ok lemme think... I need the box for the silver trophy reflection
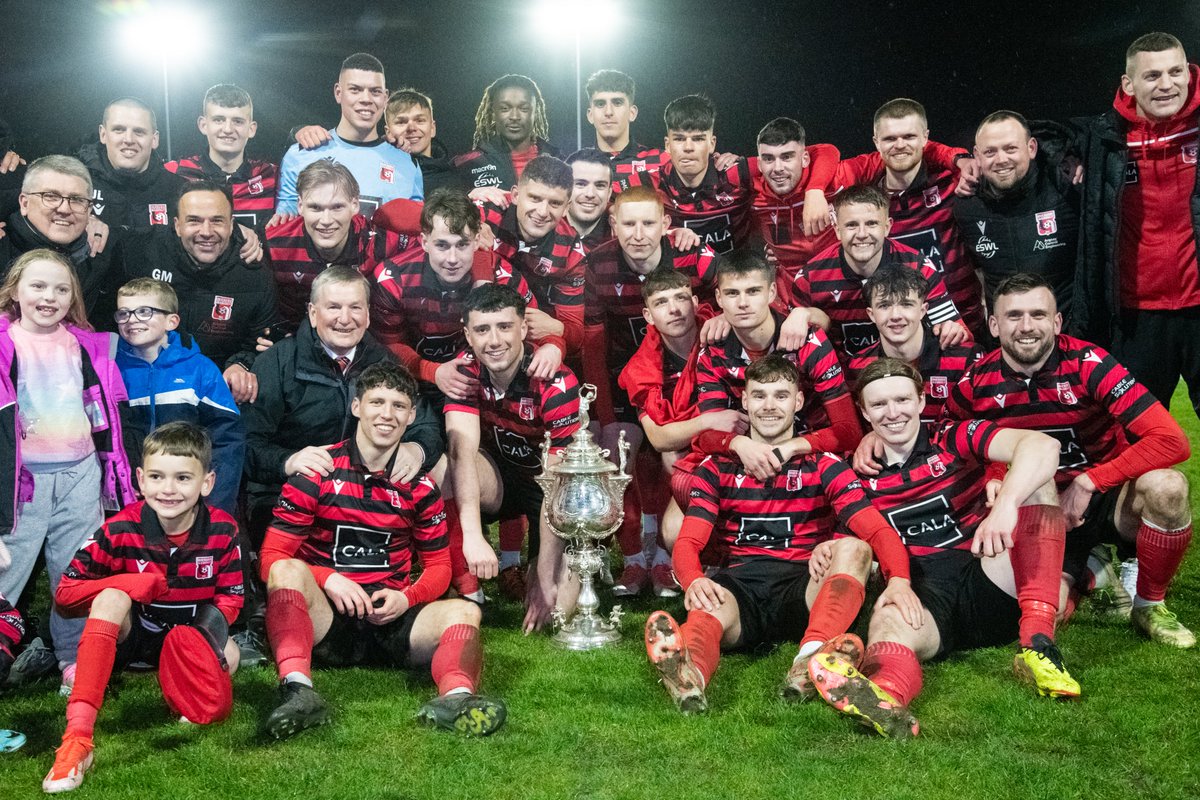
[535,384,632,650]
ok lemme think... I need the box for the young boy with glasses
[113,278,245,515]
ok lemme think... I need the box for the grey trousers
[0,456,104,667]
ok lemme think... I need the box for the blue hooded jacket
[116,330,245,515]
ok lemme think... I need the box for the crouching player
[43,423,244,793]
[808,359,1078,740]
[643,355,918,713]
[260,363,505,740]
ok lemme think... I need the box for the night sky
[1,0,1197,165]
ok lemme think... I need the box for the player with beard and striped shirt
[643,354,918,714]
[938,273,1195,647]
[846,265,983,424]
[796,185,968,357]
[834,98,985,338]
[259,364,506,741]
[165,84,276,232]
[265,161,409,331]
[443,284,581,635]
[807,358,1078,739]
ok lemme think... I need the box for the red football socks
[680,610,722,684]
[1136,521,1193,603]
[862,641,923,707]
[444,501,469,582]
[266,588,313,681]
[65,618,120,738]
[499,518,526,554]
[615,482,644,558]
[1009,505,1067,646]
[800,573,865,649]
[432,623,482,695]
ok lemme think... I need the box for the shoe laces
[1027,634,1066,670]
[1150,604,1183,624]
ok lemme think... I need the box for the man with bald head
[77,97,187,232]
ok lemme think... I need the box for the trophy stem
[552,540,621,650]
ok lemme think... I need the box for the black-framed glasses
[113,306,172,324]
[25,191,92,213]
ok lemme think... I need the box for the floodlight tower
[535,0,622,151]
[120,5,209,160]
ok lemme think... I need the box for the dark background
[1,0,1197,164]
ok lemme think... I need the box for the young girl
[0,248,137,694]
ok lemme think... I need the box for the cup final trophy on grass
[536,385,632,650]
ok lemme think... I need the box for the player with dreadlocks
[454,74,560,194]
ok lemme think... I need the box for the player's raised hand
[86,217,110,256]
[523,307,564,341]
[295,125,333,150]
[731,436,782,481]
[323,573,373,619]
[954,157,981,197]
[526,343,563,380]
[778,306,813,351]
[666,226,701,251]
[698,409,747,435]
[698,314,731,346]
[932,320,969,349]
[683,576,728,613]
[802,189,832,236]
[435,357,479,400]
[238,225,264,262]
[388,443,424,484]
[469,186,510,208]
[284,445,335,479]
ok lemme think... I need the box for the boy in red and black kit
[643,355,918,714]
[165,84,277,232]
[260,363,505,740]
[43,423,244,794]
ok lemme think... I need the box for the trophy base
[552,613,622,650]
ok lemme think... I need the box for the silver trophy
[535,384,632,650]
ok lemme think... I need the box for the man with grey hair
[0,155,121,320]
[78,97,187,232]
[237,265,444,663]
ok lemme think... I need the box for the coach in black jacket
[116,181,278,395]
[240,265,444,542]
[954,114,1080,326]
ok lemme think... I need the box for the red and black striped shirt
[615,157,755,255]
[859,420,1000,557]
[266,437,447,591]
[847,327,983,423]
[796,238,961,357]
[266,214,411,328]
[687,452,873,562]
[165,154,278,231]
[62,502,243,626]
[696,311,847,431]
[942,335,1158,489]
[835,156,984,336]
[608,141,669,183]
[584,236,718,366]
[444,346,582,474]
[481,202,586,354]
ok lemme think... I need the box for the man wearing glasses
[0,155,122,321]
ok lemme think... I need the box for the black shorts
[312,600,425,668]
[1063,487,1126,577]
[115,613,172,670]
[608,370,638,425]
[484,463,545,560]
[712,556,812,650]
[910,551,1021,659]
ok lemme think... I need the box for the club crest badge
[519,397,535,421]
[922,186,941,208]
[149,203,169,225]
[212,295,234,321]
[195,555,213,580]
[1183,144,1198,164]
[926,455,946,477]
[786,469,801,492]
[380,164,395,183]
[929,375,948,399]
[1036,210,1057,236]
[248,174,264,195]
[1057,381,1078,405]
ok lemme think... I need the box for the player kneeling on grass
[43,423,244,794]
[644,354,918,713]
[807,358,1078,739]
[260,363,505,739]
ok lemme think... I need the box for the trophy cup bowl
[535,384,632,650]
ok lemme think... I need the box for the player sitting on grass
[807,358,1078,739]
[643,354,918,714]
[43,423,244,794]
[259,363,505,740]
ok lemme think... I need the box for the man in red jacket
[1075,32,1200,423]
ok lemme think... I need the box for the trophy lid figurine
[535,384,632,649]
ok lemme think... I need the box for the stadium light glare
[118,4,211,160]
[533,0,622,150]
